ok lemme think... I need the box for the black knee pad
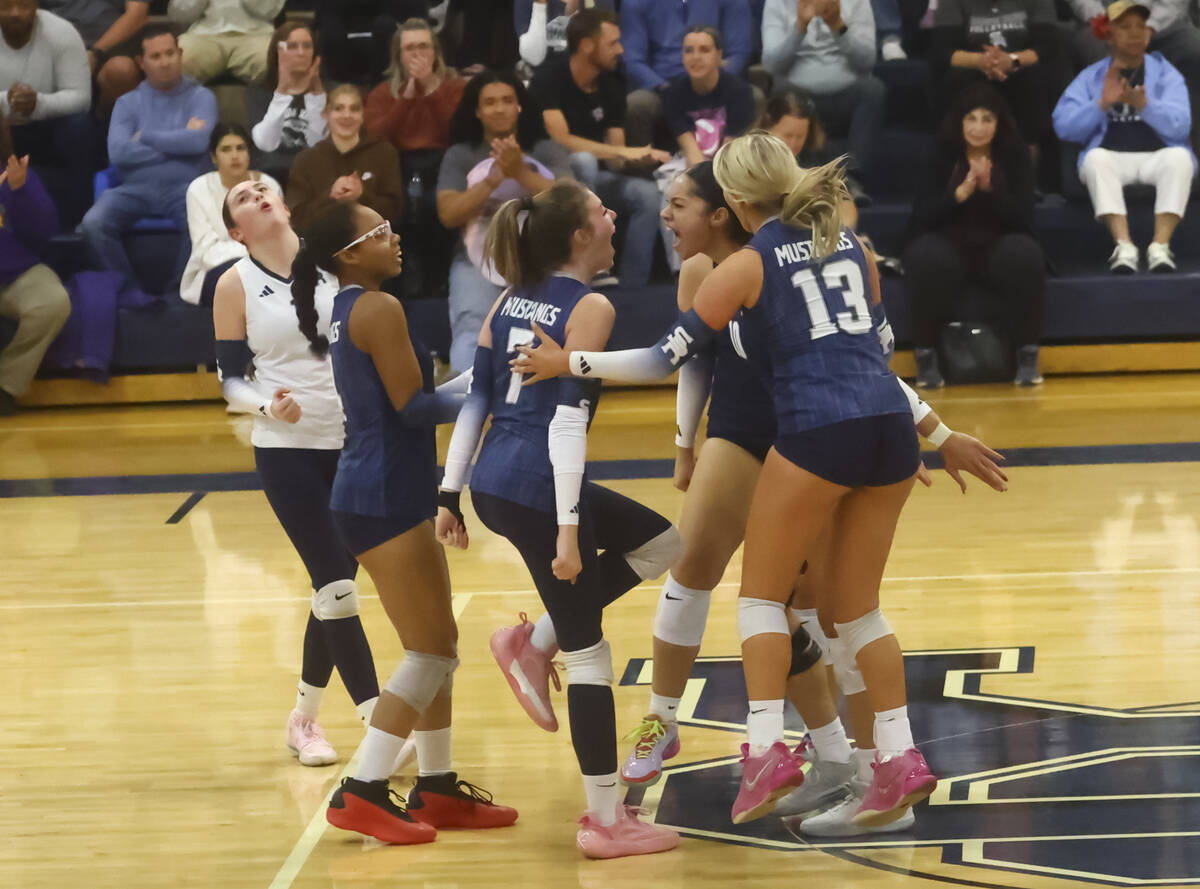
[788,624,823,677]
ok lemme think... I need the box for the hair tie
[520,195,536,212]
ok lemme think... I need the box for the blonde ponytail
[483,196,529,288]
[714,132,850,260]
[780,156,850,260]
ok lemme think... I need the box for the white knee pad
[560,638,614,687]
[835,608,894,659]
[652,572,711,647]
[383,651,459,712]
[312,579,359,620]
[737,597,789,643]
[792,607,833,666]
[828,634,867,695]
[624,525,681,581]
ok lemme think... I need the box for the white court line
[7,565,1200,612]
[266,593,472,889]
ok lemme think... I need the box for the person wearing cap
[1053,0,1194,273]
[1063,0,1200,155]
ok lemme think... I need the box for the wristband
[437,488,464,522]
[927,422,953,449]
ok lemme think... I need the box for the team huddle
[213,131,1008,859]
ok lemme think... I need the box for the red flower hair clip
[1091,13,1111,39]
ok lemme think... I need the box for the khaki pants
[179,32,271,84]
[0,264,70,397]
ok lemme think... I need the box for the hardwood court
[2,374,1200,889]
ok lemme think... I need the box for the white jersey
[237,255,346,450]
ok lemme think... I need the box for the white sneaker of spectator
[1107,241,1139,274]
[881,36,907,61]
[1146,242,1176,273]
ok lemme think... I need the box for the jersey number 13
[791,258,871,341]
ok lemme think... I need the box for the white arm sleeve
[675,347,714,447]
[897,377,933,426]
[548,403,588,526]
[437,369,473,397]
[441,392,487,492]
[220,376,272,417]
[519,2,549,67]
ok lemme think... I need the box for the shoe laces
[297,717,327,745]
[624,718,667,759]
[547,658,563,692]
[446,779,495,805]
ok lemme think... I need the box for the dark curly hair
[941,82,1023,160]
[447,68,548,148]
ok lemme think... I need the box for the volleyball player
[435,181,681,858]
[514,133,946,828]
[289,202,517,844]
[511,163,1006,833]
[212,180,380,769]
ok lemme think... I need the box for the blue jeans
[570,152,661,286]
[448,253,503,373]
[810,76,887,175]
[871,0,902,39]
[79,179,189,296]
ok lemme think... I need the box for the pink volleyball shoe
[730,741,805,824]
[853,748,938,827]
[576,805,680,859]
[285,709,337,767]
[489,613,561,732]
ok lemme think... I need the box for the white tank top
[237,255,346,450]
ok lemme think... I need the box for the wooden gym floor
[2,374,1199,889]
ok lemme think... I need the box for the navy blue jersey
[706,306,776,460]
[327,286,438,519]
[472,275,596,513]
[745,219,908,434]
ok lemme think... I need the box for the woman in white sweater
[181,123,282,306]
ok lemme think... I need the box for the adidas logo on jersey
[257,285,274,299]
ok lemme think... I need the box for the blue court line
[166,492,206,524]
[2,441,1199,500]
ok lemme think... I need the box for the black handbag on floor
[939,321,1013,384]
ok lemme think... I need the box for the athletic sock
[414,727,453,777]
[853,746,876,782]
[356,726,407,783]
[300,611,334,690]
[874,705,914,759]
[746,699,785,755]
[295,680,324,719]
[322,615,381,706]
[648,693,681,723]
[530,613,558,655]
[808,718,853,763]
[355,696,378,725]
[582,772,622,827]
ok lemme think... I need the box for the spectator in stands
[167,0,282,85]
[905,83,1044,388]
[181,122,282,306]
[1053,0,1194,273]
[248,21,326,184]
[1064,0,1200,153]
[930,0,1057,161]
[366,18,466,298]
[41,0,149,108]
[759,85,859,227]
[620,0,752,148]
[365,18,465,158]
[80,25,215,300]
[286,84,404,233]
[664,25,756,167]
[515,0,616,75]
[315,0,428,87]
[761,0,883,204]
[437,69,570,371]
[531,8,666,287]
[0,0,93,228]
[0,111,71,416]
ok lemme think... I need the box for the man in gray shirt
[762,0,883,201]
[0,0,94,227]
[41,0,149,108]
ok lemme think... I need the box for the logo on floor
[619,648,1200,886]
